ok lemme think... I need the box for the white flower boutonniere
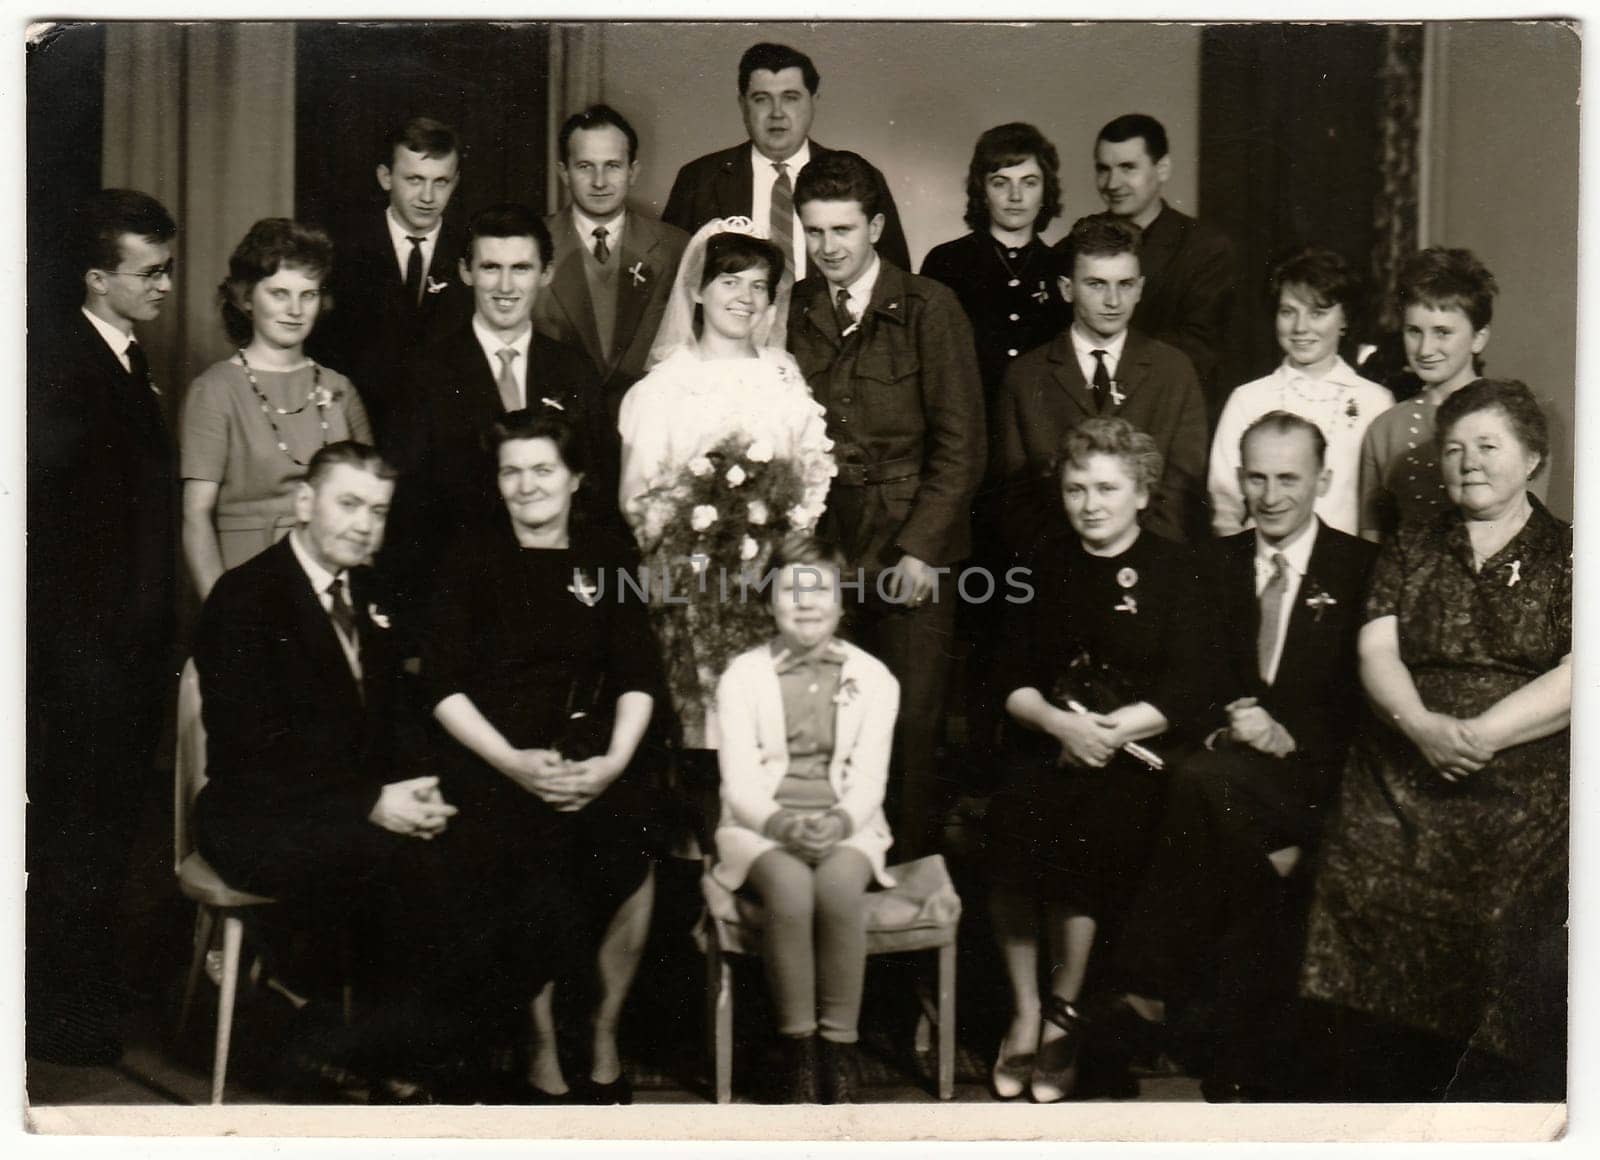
[367,604,392,629]
[628,262,647,287]
[567,570,601,606]
[425,276,449,295]
[833,677,861,708]
[1304,590,1338,621]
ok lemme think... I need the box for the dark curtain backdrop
[294,22,552,232]
[1199,24,1386,393]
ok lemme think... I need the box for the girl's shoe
[818,1038,860,1104]
[1030,995,1089,1103]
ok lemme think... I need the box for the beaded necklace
[237,347,330,467]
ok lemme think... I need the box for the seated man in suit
[1097,412,1378,1102]
[787,150,985,860]
[533,104,687,423]
[996,213,1208,552]
[27,188,178,1066]
[1080,113,1237,413]
[309,115,473,440]
[193,442,578,1100]
[384,202,611,630]
[662,41,910,279]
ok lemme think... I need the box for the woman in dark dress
[1302,379,1571,1101]
[422,407,660,1104]
[984,417,1216,1103]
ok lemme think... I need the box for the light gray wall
[598,21,1202,267]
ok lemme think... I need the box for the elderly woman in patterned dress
[1302,379,1570,1101]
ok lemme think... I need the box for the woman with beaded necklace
[181,218,372,599]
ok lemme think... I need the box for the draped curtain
[1370,25,1425,332]
[546,24,606,211]
[101,22,296,418]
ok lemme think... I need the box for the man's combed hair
[738,42,820,95]
[1097,113,1170,162]
[306,441,397,487]
[72,188,177,278]
[382,115,461,168]
[558,104,639,163]
[1241,410,1329,467]
[963,122,1063,236]
[793,151,882,221]
[466,202,555,267]
[1058,213,1141,271]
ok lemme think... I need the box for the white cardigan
[711,639,900,890]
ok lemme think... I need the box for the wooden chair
[699,853,962,1102]
[172,658,276,1105]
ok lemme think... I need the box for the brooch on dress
[568,570,601,606]
[1304,589,1338,621]
[1505,559,1522,587]
[1114,566,1139,614]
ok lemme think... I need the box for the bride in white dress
[618,219,835,758]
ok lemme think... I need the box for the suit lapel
[1278,522,1333,677]
[800,279,844,348]
[718,143,756,218]
[76,314,170,447]
[275,539,365,718]
[548,214,605,370]
[1112,332,1154,410]
[1046,336,1097,418]
[1138,204,1181,284]
[1224,535,1264,688]
[611,218,660,369]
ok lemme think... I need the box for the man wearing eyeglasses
[26,188,179,1067]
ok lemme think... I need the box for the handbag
[552,671,613,761]
[1046,645,1166,770]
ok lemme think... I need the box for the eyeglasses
[98,261,176,284]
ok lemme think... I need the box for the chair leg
[706,945,733,1104]
[177,905,216,1040]
[212,913,245,1105]
[937,941,956,1100]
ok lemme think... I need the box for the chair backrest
[173,657,209,875]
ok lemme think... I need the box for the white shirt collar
[1279,355,1365,392]
[386,205,441,247]
[472,314,533,363]
[82,305,134,358]
[1070,323,1129,364]
[572,205,626,245]
[1254,516,1320,579]
[288,527,343,602]
[753,138,812,177]
[836,252,881,322]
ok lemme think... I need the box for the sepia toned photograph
[14,7,1581,1146]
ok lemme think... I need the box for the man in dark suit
[996,213,1208,552]
[1099,413,1378,1101]
[192,443,576,1098]
[662,41,910,278]
[309,116,473,441]
[787,151,985,859]
[26,189,178,1065]
[1079,113,1237,412]
[384,203,610,631]
[532,104,688,423]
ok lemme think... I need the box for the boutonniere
[1304,589,1338,621]
[832,676,861,707]
[1113,594,1139,615]
[628,261,648,287]
[366,604,392,629]
[1345,398,1361,420]
[1107,380,1127,408]
[425,276,449,295]
[1505,559,1522,587]
[1032,282,1050,304]
[310,382,336,408]
[840,318,862,338]
[539,396,566,412]
[567,569,601,606]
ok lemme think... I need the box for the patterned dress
[1301,498,1571,1066]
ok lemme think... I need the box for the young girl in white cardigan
[712,537,900,1103]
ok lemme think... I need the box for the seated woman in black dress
[984,416,1216,1103]
[422,407,660,1104]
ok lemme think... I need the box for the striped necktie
[770,162,795,281]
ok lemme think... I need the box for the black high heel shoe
[1030,995,1089,1103]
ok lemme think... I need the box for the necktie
[404,235,426,305]
[1257,551,1288,683]
[495,347,521,411]
[126,337,153,392]
[834,286,855,335]
[1090,349,1113,411]
[592,226,610,265]
[770,161,795,280]
[327,576,357,643]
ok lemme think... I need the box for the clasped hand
[1051,708,1121,768]
[1403,711,1494,782]
[500,748,621,811]
[768,809,847,863]
[1225,698,1297,758]
[369,775,458,839]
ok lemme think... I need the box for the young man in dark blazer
[995,213,1208,553]
[383,203,610,632]
[309,116,473,441]
[787,151,985,860]
[662,41,910,277]
[1083,113,1238,412]
[533,104,688,424]
[1101,412,1378,1101]
[26,189,178,1066]
[193,443,578,1099]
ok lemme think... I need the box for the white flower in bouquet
[740,535,760,561]
[787,503,818,530]
[689,552,711,575]
[691,504,719,531]
[745,438,774,463]
[725,464,747,487]
[688,456,714,478]
[747,498,770,526]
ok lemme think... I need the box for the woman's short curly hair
[1435,378,1550,478]
[218,218,334,346]
[962,122,1062,235]
[1054,416,1163,492]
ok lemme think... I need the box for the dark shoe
[765,1035,819,1104]
[278,1048,371,1104]
[1089,992,1169,1072]
[1030,995,1089,1103]
[500,1079,577,1105]
[818,1038,860,1105]
[576,1073,633,1105]
[369,1074,439,1105]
